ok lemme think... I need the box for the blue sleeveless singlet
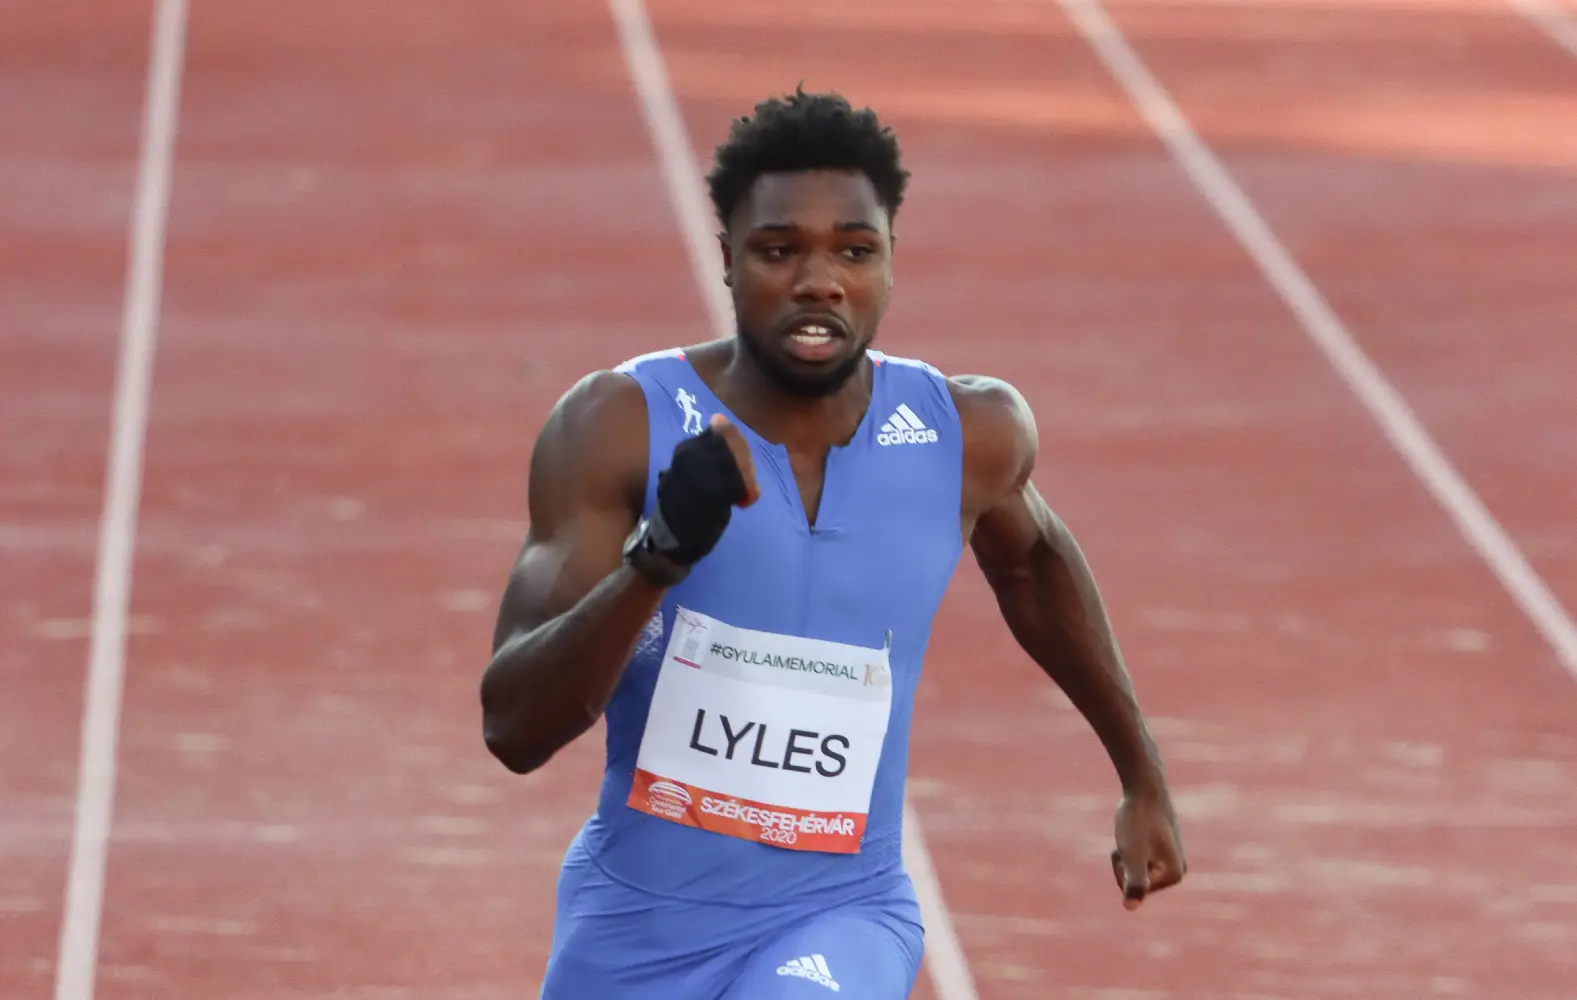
[558,345,966,911]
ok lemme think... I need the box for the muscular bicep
[970,477,1060,589]
[491,371,648,651]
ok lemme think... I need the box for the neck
[714,341,872,450]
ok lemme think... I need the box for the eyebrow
[747,220,883,235]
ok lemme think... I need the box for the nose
[791,250,845,304]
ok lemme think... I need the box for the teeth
[791,324,831,343]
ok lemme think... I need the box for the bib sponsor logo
[645,780,692,820]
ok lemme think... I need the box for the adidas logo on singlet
[876,403,938,446]
[776,953,840,991]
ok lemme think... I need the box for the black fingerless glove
[624,428,748,586]
[652,428,748,565]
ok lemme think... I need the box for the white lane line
[607,0,735,340]
[1057,0,1577,679]
[54,2,189,999]
[1505,0,1577,62]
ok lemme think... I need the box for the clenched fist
[1110,785,1186,910]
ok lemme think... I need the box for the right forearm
[481,566,665,772]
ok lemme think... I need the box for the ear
[717,231,733,287]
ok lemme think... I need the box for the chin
[767,349,868,398]
[740,330,869,398]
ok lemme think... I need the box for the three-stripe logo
[875,403,938,446]
[776,953,840,991]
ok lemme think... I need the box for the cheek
[854,274,893,313]
[735,270,791,309]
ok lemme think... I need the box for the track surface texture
[9,1,1577,998]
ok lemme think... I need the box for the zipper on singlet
[801,527,816,635]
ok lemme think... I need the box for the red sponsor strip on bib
[629,768,866,854]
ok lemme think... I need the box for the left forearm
[988,518,1164,794]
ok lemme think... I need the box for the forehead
[735,170,887,234]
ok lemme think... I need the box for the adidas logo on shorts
[776,953,840,991]
[876,403,937,446]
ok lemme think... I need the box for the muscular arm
[953,375,1166,795]
[479,370,663,775]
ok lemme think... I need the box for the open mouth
[782,317,848,364]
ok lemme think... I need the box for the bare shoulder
[493,368,649,644]
[947,374,1039,517]
[537,368,647,446]
[948,374,1037,439]
[527,368,649,530]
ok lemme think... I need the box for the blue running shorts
[539,843,924,999]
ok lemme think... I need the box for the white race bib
[627,606,894,853]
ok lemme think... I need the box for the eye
[842,245,876,261]
[758,244,794,260]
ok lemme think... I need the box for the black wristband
[622,516,691,588]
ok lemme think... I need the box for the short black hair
[706,87,910,232]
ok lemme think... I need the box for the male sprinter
[481,88,1186,999]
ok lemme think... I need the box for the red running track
[6,1,1577,998]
